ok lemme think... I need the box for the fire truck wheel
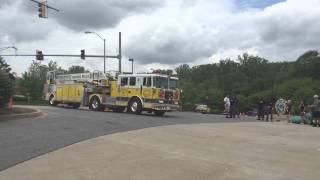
[99,105,106,111]
[89,96,103,111]
[154,110,166,116]
[72,103,80,109]
[49,95,57,106]
[128,98,142,114]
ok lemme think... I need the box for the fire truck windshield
[170,78,179,89]
[153,76,168,89]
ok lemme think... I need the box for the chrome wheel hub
[49,97,54,105]
[131,102,138,112]
[92,99,99,109]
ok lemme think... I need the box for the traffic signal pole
[0,32,123,72]
[29,0,59,12]
[0,54,119,59]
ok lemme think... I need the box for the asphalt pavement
[2,122,320,180]
[0,105,254,171]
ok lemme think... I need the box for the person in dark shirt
[311,95,320,127]
[229,96,235,118]
[299,100,305,124]
[286,100,293,123]
[233,96,240,118]
[257,100,264,120]
[265,102,273,122]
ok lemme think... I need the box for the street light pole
[85,31,106,74]
[129,58,134,74]
[103,38,106,74]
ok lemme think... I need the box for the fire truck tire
[154,110,166,116]
[89,96,104,111]
[72,103,80,109]
[99,105,106,111]
[48,95,57,106]
[128,98,142,114]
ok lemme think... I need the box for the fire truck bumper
[151,103,180,111]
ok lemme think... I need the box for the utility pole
[104,39,106,73]
[118,32,122,73]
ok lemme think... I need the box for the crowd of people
[223,94,320,127]
[274,95,320,127]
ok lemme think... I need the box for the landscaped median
[0,106,43,120]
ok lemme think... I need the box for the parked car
[195,104,210,114]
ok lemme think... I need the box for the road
[0,106,253,171]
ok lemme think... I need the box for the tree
[0,57,15,108]
[67,66,88,74]
[18,61,66,100]
[176,64,191,80]
[19,62,48,100]
[295,50,320,80]
[0,57,12,73]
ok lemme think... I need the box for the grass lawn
[13,100,48,106]
[0,107,36,115]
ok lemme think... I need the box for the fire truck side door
[142,77,152,99]
[119,77,129,98]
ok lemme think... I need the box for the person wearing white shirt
[224,95,230,118]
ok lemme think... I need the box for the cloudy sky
[1,0,320,75]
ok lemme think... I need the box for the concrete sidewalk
[1,122,320,180]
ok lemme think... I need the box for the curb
[0,108,44,120]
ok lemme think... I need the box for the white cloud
[1,0,320,75]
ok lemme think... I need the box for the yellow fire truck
[43,71,181,116]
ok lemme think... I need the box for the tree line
[0,58,88,105]
[1,50,319,111]
[175,50,320,113]
[17,61,88,100]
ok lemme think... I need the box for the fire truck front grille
[165,91,173,100]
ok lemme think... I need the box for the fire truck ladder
[56,71,109,84]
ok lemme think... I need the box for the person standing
[230,96,235,118]
[265,102,273,122]
[224,95,230,118]
[286,100,293,123]
[257,100,264,120]
[82,83,90,106]
[233,96,240,118]
[299,100,305,124]
[311,95,320,127]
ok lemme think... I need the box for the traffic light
[81,49,85,59]
[36,50,44,61]
[38,1,46,18]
